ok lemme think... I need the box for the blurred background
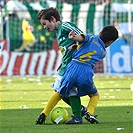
[0,0,133,76]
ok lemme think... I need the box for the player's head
[99,26,118,48]
[37,7,60,32]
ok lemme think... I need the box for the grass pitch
[0,75,133,133]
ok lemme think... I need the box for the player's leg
[62,97,87,117]
[87,93,99,115]
[84,92,99,124]
[36,75,63,124]
[36,91,62,124]
[64,65,99,124]
[41,92,62,116]
[66,96,83,124]
[36,74,86,124]
[36,75,81,124]
[51,74,86,117]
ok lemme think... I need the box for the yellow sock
[41,92,62,116]
[87,95,99,115]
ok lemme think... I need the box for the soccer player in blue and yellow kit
[58,26,118,124]
[36,7,87,124]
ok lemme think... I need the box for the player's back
[72,34,106,68]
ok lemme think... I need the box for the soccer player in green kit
[36,7,88,124]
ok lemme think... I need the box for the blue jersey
[72,34,106,69]
[58,34,106,97]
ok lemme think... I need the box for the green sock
[69,96,82,119]
[62,97,70,105]
[62,97,85,114]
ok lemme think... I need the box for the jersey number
[79,50,97,62]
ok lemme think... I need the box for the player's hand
[68,44,77,51]
[68,30,76,39]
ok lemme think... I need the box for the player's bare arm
[68,44,77,51]
[68,30,85,42]
[57,63,62,71]
[68,31,86,50]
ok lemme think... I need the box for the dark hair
[36,7,60,22]
[99,26,118,43]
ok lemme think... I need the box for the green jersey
[57,22,83,76]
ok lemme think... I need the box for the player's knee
[89,92,99,97]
